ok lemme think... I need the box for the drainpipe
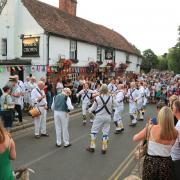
[47,33,50,66]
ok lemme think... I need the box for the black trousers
[2,110,13,128]
[172,160,180,180]
[15,104,22,122]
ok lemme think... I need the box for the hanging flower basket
[89,61,99,68]
[119,63,128,69]
[106,62,116,71]
[57,59,72,69]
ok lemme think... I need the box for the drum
[29,107,41,118]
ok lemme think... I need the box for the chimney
[59,0,77,16]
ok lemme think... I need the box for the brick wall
[59,0,77,16]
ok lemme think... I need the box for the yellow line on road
[107,145,138,180]
[114,155,135,180]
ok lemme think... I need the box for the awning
[0,58,31,65]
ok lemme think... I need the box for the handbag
[3,95,15,110]
[134,123,153,160]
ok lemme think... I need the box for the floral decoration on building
[57,58,72,69]
[106,62,116,71]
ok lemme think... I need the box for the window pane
[1,38,7,56]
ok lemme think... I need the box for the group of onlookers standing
[134,96,180,179]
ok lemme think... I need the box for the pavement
[11,104,156,180]
[11,106,81,132]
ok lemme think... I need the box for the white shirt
[108,83,116,93]
[77,89,94,103]
[115,90,124,107]
[89,94,115,116]
[11,84,23,105]
[31,88,47,106]
[148,141,173,157]
[137,86,144,103]
[127,88,139,103]
[171,120,180,161]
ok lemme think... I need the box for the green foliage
[141,49,158,73]
[168,46,180,73]
[142,26,180,73]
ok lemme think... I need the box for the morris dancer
[86,84,115,154]
[31,81,49,139]
[137,82,145,121]
[142,82,150,112]
[127,82,139,126]
[114,84,125,134]
[76,83,94,125]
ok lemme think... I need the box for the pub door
[10,67,24,81]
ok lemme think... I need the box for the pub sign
[105,49,113,60]
[22,37,40,57]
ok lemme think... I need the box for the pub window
[70,40,77,60]
[22,37,40,57]
[1,38,7,56]
[97,47,102,62]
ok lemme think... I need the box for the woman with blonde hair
[0,120,16,179]
[169,94,179,125]
[133,106,178,180]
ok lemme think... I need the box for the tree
[158,54,168,71]
[168,46,180,73]
[141,49,158,73]
[167,26,180,73]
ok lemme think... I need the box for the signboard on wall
[105,49,113,60]
[22,37,40,57]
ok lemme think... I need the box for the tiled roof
[22,0,140,56]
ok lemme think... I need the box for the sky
[40,0,180,55]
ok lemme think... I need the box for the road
[12,104,156,180]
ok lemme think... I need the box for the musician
[113,84,125,134]
[76,83,94,125]
[127,82,139,126]
[51,88,74,148]
[87,84,115,154]
[31,81,49,139]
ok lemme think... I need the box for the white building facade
[0,0,142,88]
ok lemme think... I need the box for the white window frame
[70,40,77,60]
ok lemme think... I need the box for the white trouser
[114,106,124,122]
[54,111,69,146]
[82,101,89,116]
[24,91,31,104]
[143,97,148,107]
[91,115,111,135]
[129,102,137,124]
[137,101,143,110]
[34,107,47,135]
[114,106,124,130]
[129,102,137,114]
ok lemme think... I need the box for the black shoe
[101,150,106,154]
[139,119,144,121]
[114,129,124,134]
[41,133,49,137]
[86,147,95,153]
[56,144,61,148]
[83,122,86,126]
[129,123,136,127]
[34,135,41,139]
[64,144,72,148]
